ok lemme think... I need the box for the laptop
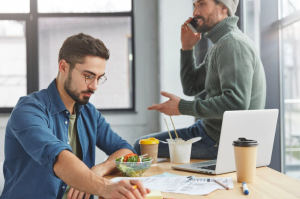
[172,109,279,174]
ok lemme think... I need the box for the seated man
[1,33,149,199]
[134,0,266,159]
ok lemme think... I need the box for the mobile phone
[187,18,198,33]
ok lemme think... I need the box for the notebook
[172,109,279,174]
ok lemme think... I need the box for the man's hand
[67,187,90,199]
[148,91,181,116]
[181,17,201,51]
[102,179,151,199]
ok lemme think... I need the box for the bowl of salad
[115,153,153,177]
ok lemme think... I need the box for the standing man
[134,0,266,159]
[1,33,150,199]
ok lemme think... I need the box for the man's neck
[55,78,76,114]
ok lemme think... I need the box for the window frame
[275,2,300,175]
[0,0,136,113]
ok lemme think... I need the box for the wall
[158,0,195,131]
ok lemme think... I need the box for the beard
[64,71,94,105]
[194,11,219,33]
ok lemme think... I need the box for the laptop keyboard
[199,165,216,170]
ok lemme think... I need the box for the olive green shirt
[62,110,82,199]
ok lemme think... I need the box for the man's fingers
[78,191,85,199]
[131,180,148,197]
[131,188,144,199]
[118,186,135,199]
[67,188,74,199]
[146,188,151,194]
[184,17,193,25]
[148,104,162,110]
[84,194,91,199]
[71,189,80,199]
[160,91,172,98]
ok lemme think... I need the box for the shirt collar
[47,79,85,115]
[204,16,239,44]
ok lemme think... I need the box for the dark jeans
[133,119,219,159]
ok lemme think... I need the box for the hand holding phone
[181,17,201,50]
[187,18,199,33]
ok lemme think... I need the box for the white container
[166,137,201,163]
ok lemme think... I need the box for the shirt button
[65,121,68,124]
[66,111,68,114]
[67,142,70,144]
[62,186,65,189]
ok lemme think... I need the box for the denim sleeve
[95,112,136,155]
[11,98,72,177]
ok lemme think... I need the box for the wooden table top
[100,159,300,199]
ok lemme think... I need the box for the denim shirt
[1,79,135,199]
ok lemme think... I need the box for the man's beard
[195,12,219,33]
[64,71,94,105]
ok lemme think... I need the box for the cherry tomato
[123,153,138,162]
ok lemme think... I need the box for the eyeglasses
[66,61,107,85]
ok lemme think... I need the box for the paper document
[111,176,234,195]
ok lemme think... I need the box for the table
[101,159,300,199]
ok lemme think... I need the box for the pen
[213,179,229,190]
[242,182,249,195]
[132,185,138,190]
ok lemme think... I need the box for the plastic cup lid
[139,137,159,144]
[232,137,258,147]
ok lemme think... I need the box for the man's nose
[193,8,200,17]
[88,79,98,91]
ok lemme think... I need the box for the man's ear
[221,5,228,15]
[58,60,69,75]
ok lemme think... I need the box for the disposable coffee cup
[139,138,159,165]
[233,137,258,183]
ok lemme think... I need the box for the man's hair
[58,33,110,69]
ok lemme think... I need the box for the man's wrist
[94,174,114,197]
[181,46,193,51]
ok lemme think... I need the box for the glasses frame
[66,60,107,85]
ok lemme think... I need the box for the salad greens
[115,156,152,163]
[115,153,153,177]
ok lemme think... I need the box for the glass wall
[0,21,26,107]
[243,0,260,50]
[280,0,300,180]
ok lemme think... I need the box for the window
[243,0,260,50]
[279,0,300,180]
[0,0,134,112]
[0,21,26,108]
[280,0,300,19]
[0,0,30,13]
[37,0,131,13]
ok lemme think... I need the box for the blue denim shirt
[1,79,135,199]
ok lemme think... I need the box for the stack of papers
[111,172,234,195]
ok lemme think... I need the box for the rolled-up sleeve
[11,98,72,177]
[95,112,135,155]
